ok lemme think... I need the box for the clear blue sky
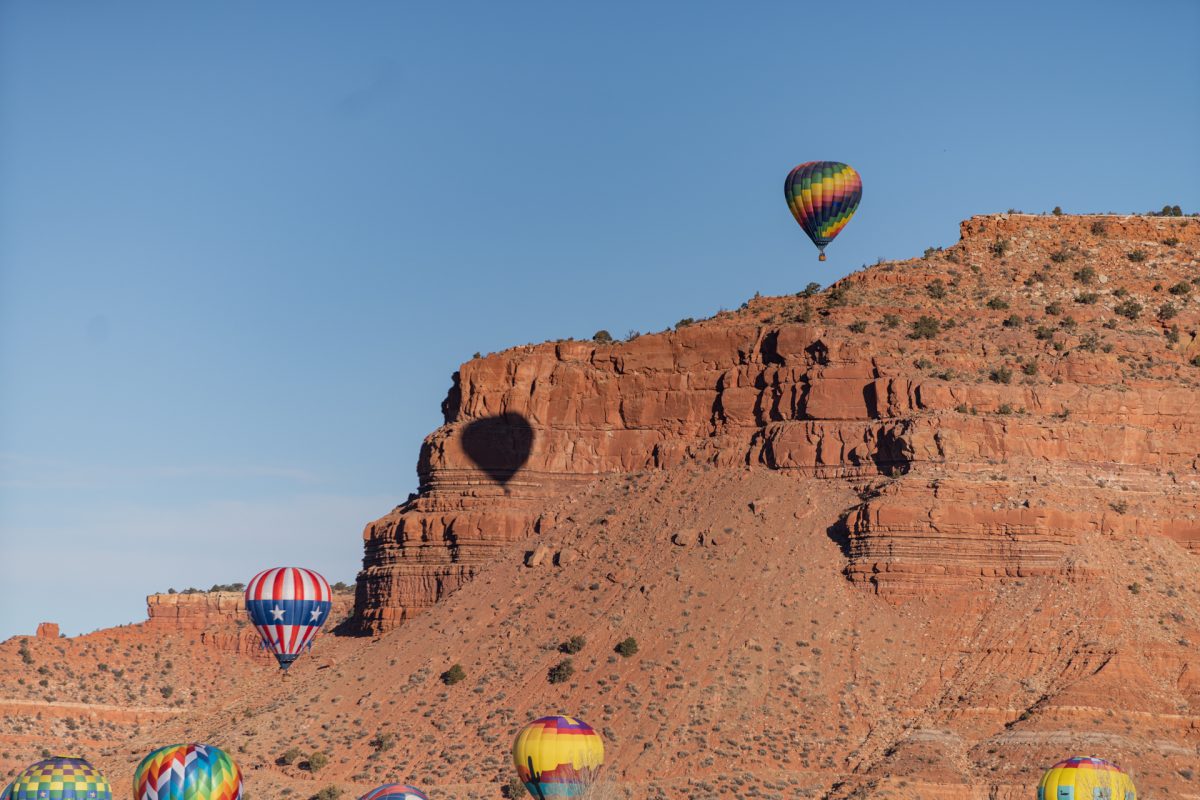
[1,1,1197,639]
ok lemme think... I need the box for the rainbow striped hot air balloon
[133,743,242,800]
[244,567,333,671]
[1038,756,1136,800]
[358,785,428,800]
[513,715,604,798]
[7,757,111,800]
[784,161,862,261]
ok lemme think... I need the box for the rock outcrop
[357,214,1200,632]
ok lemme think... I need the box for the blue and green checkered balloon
[8,757,111,800]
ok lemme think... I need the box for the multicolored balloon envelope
[784,161,862,261]
[134,743,242,800]
[1038,756,1136,800]
[244,567,332,670]
[7,757,111,800]
[512,715,604,798]
[358,785,429,800]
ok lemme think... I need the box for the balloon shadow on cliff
[461,413,535,486]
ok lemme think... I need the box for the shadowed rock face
[460,413,535,485]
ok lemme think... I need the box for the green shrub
[1091,220,1107,235]
[1003,314,1022,328]
[1034,326,1055,341]
[986,297,1009,310]
[880,313,901,329]
[1158,302,1179,321]
[370,732,396,753]
[1078,332,1101,352]
[1052,206,1063,216]
[615,637,639,657]
[1126,250,1147,262]
[1022,361,1038,376]
[1191,355,1200,368]
[279,747,303,766]
[926,279,947,299]
[1168,282,1191,295]
[997,403,1014,415]
[991,239,1010,257]
[440,664,466,686]
[1049,249,1070,263]
[1074,292,1099,304]
[1044,301,1063,315]
[547,659,575,684]
[306,752,330,772]
[502,777,527,799]
[675,317,695,329]
[1059,316,1078,331]
[311,787,341,800]
[1163,237,1180,247]
[559,635,586,655]
[909,316,940,340]
[1114,300,1143,320]
[1073,266,1096,283]
[592,330,613,344]
[989,366,1013,384]
[799,281,822,298]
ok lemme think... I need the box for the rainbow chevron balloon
[133,744,242,800]
[1038,756,1136,800]
[358,785,428,800]
[513,716,604,798]
[8,757,111,800]
[784,161,862,261]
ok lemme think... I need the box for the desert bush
[440,664,466,686]
[991,239,1010,257]
[1003,314,1022,328]
[1074,292,1099,304]
[1191,355,1200,368]
[592,330,613,344]
[1073,266,1096,283]
[909,316,940,340]
[1059,316,1078,331]
[502,777,527,798]
[370,733,396,753]
[1034,326,1055,341]
[547,659,575,684]
[1163,237,1180,247]
[1114,300,1143,320]
[560,635,586,655]
[1091,220,1107,235]
[1168,281,1191,295]
[1049,249,1070,263]
[676,318,694,329]
[1126,250,1147,262]
[1044,301,1063,315]
[311,787,341,800]
[1078,332,1101,352]
[799,281,821,298]
[926,279,947,299]
[278,747,303,766]
[986,297,1009,310]
[306,752,330,772]
[1052,206,1063,216]
[989,366,1013,384]
[615,637,639,657]
[881,313,901,329]
[1022,361,1039,376]
[1158,302,1179,321]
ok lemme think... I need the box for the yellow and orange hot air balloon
[512,715,604,797]
[1038,756,1136,800]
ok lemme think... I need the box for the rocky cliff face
[357,214,1200,632]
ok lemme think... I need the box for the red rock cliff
[355,214,1200,633]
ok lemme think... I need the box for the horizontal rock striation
[356,214,1200,632]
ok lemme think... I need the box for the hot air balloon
[784,161,862,261]
[134,744,242,800]
[512,715,604,799]
[1038,756,1136,800]
[7,757,111,800]
[359,785,429,800]
[244,567,332,671]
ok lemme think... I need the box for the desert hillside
[3,213,1199,800]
